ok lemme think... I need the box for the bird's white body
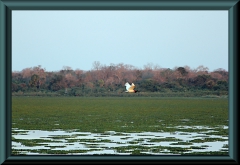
[125,82,136,93]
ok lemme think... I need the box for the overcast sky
[12,10,228,72]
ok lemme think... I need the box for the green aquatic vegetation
[222,144,228,148]
[190,146,207,149]
[76,138,113,143]
[189,137,227,143]
[183,151,228,155]
[147,145,191,154]
[94,135,110,137]
[67,137,112,143]
[141,143,155,146]
[13,139,62,147]
[96,139,113,143]
[201,145,210,147]
[131,150,149,155]
[11,151,21,155]
[17,133,28,135]
[150,148,166,153]
[135,138,145,142]
[113,145,150,153]
[173,128,214,133]
[64,130,80,133]
[120,137,132,140]
[40,149,88,154]
[48,135,73,139]
[112,145,190,154]
[66,139,79,143]
[113,133,131,136]
[13,148,103,154]
[178,133,191,135]
[116,142,126,144]
[72,133,90,136]
[205,128,228,136]
[169,141,193,145]
[127,138,146,144]
[191,135,210,138]
[128,141,139,144]
[46,145,66,149]
[136,134,154,136]
[165,147,191,153]
[12,130,29,135]
[11,149,27,155]
[85,144,100,148]
[12,97,228,133]
[220,149,228,152]
[85,143,99,146]
[148,137,183,142]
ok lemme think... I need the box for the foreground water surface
[12,125,228,155]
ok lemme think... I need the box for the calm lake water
[12,125,228,155]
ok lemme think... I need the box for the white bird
[125,82,138,93]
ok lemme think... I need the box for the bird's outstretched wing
[125,82,131,90]
[128,84,135,91]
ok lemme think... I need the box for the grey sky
[12,10,228,72]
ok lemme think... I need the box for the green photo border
[0,0,239,164]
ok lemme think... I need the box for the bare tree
[62,66,72,71]
[92,61,101,71]
[143,63,154,71]
[194,65,209,75]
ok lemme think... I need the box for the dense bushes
[12,64,228,97]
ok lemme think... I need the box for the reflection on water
[12,126,228,155]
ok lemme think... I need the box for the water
[12,126,228,155]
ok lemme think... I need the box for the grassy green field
[12,96,228,134]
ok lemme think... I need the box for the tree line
[12,62,228,97]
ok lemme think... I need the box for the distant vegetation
[12,62,228,97]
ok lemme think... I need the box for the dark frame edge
[6,1,12,163]
[0,1,7,165]
[0,0,12,164]
[229,1,239,164]
[1,0,239,10]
